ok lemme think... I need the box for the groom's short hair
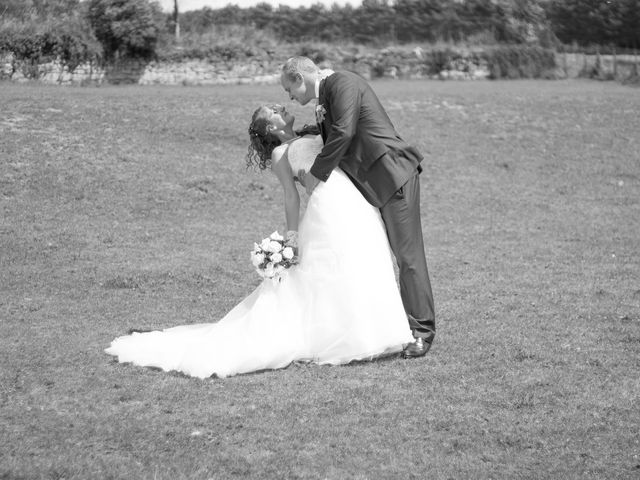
[282,56,319,81]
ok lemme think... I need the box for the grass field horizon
[1,79,639,479]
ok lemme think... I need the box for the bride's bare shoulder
[271,144,289,166]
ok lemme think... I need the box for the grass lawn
[1,79,639,479]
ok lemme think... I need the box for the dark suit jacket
[310,70,423,208]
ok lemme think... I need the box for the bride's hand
[285,230,299,259]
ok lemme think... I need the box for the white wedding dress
[105,135,413,378]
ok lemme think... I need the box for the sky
[157,0,360,11]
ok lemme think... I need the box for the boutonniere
[315,104,326,124]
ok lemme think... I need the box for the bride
[105,104,413,378]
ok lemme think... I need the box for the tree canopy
[1,0,638,66]
[174,0,638,49]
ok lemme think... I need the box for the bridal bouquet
[251,231,298,281]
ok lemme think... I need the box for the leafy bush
[297,44,333,65]
[0,18,101,77]
[156,25,282,63]
[86,0,163,61]
[47,17,103,71]
[483,45,556,79]
[424,48,458,75]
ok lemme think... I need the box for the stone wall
[0,54,281,86]
[556,52,640,80]
[0,54,500,84]
[1,52,638,85]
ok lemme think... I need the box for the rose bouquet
[251,231,298,282]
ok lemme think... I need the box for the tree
[620,0,640,49]
[86,0,163,61]
[247,2,274,30]
[173,0,179,40]
[498,0,548,43]
[545,0,628,47]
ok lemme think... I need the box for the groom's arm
[309,74,360,183]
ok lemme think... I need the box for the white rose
[269,231,284,241]
[271,252,283,264]
[282,246,294,260]
[260,238,271,250]
[251,252,265,267]
[267,240,283,253]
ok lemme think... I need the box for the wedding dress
[105,135,413,378]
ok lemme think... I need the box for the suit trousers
[380,171,436,342]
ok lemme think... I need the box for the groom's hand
[297,169,306,187]
[304,172,321,195]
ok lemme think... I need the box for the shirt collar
[314,77,321,100]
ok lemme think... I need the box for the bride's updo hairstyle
[247,106,281,170]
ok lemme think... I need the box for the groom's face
[281,72,313,106]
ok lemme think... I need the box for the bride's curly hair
[247,107,281,170]
[247,106,320,170]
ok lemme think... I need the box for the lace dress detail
[105,135,412,378]
[286,134,323,175]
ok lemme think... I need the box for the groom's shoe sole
[402,338,432,358]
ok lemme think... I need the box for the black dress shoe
[402,337,432,358]
[127,328,153,334]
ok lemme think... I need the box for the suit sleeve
[309,74,360,182]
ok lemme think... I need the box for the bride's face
[263,104,294,131]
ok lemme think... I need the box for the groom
[281,56,435,357]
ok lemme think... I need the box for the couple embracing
[106,57,435,379]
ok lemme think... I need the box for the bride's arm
[271,145,300,232]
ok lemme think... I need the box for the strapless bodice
[286,135,323,175]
